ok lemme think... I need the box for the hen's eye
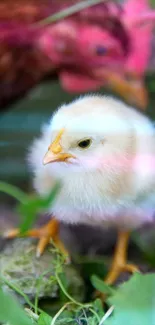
[77,138,92,149]
[96,45,107,56]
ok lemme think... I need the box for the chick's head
[43,96,133,175]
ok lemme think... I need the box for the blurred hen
[0,0,155,108]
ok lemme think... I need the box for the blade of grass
[19,182,61,234]
[0,181,27,203]
[36,0,105,26]
[91,275,115,295]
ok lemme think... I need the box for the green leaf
[38,312,52,325]
[18,182,61,233]
[93,298,105,318]
[0,288,34,325]
[91,275,115,296]
[105,273,155,325]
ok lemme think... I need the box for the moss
[0,238,84,304]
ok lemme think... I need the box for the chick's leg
[4,218,69,258]
[105,231,139,285]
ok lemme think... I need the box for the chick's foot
[95,230,139,301]
[105,230,139,285]
[3,218,69,259]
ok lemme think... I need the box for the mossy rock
[0,238,84,304]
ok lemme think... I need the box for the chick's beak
[43,128,75,165]
[43,150,74,165]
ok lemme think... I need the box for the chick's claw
[3,228,19,238]
[54,235,71,263]
[36,235,52,258]
[122,263,139,274]
[3,218,69,259]
[104,261,139,286]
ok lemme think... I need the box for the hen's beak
[43,128,75,165]
[107,73,148,111]
[94,69,148,110]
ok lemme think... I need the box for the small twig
[25,308,39,321]
[99,306,114,325]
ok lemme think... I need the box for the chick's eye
[77,138,92,149]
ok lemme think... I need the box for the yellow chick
[5,95,155,285]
